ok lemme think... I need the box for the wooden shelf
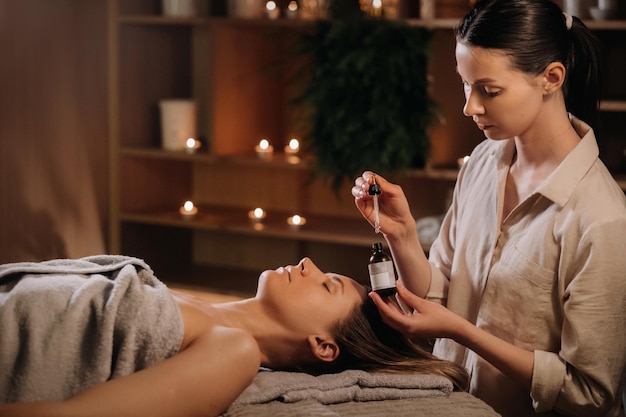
[117,15,626,31]
[121,204,383,248]
[121,146,462,180]
[600,100,626,112]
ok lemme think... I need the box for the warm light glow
[185,138,200,154]
[250,207,266,219]
[285,138,300,158]
[457,155,470,168]
[253,207,265,218]
[287,214,307,228]
[255,139,274,159]
[259,139,271,150]
[248,207,267,223]
[287,1,298,12]
[288,138,300,151]
[373,0,382,8]
[266,1,277,11]
[179,200,198,218]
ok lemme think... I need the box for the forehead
[455,43,516,79]
[328,273,368,301]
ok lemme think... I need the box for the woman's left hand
[370,281,466,340]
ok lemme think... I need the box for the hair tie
[563,12,573,30]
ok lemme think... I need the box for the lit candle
[255,138,274,159]
[284,138,300,156]
[287,214,307,229]
[286,0,298,18]
[248,207,267,223]
[265,1,280,19]
[185,138,200,154]
[179,200,198,219]
[372,0,382,17]
[457,155,470,168]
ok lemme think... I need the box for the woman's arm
[352,172,432,297]
[372,282,534,389]
[0,327,261,417]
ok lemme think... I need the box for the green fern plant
[294,8,435,192]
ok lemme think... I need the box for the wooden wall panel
[0,0,108,262]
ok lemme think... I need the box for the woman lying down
[0,255,468,417]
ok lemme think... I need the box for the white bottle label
[368,260,396,290]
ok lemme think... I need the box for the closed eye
[323,282,331,293]
[483,88,501,97]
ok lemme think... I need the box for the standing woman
[352,0,626,416]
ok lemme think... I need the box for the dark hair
[455,0,602,127]
[300,297,470,392]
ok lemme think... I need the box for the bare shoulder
[165,326,261,417]
[197,325,261,370]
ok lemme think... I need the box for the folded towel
[0,255,183,402]
[232,369,453,405]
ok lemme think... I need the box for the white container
[159,99,198,151]
[420,0,435,19]
[598,0,617,10]
[562,0,591,19]
[228,0,265,19]
[162,0,197,16]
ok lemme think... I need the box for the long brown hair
[300,297,470,391]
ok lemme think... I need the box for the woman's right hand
[351,171,415,238]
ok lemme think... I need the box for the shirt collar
[536,115,599,207]
[490,115,599,208]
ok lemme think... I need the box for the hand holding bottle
[370,280,467,341]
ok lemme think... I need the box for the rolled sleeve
[531,350,567,412]
[426,262,449,303]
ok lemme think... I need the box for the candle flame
[266,1,277,11]
[288,138,300,151]
[259,139,270,150]
[183,200,195,211]
[253,207,265,218]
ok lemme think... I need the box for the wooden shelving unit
[107,0,626,292]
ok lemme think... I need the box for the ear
[307,335,340,363]
[542,62,566,95]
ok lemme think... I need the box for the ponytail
[563,16,602,127]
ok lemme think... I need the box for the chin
[255,270,271,291]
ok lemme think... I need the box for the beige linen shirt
[427,117,626,417]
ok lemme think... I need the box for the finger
[351,184,365,199]
[361,171,375,182]
[396,281,427,312]
[352,176,370,198]
[369,292,412,326]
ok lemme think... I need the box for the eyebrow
[473,78,498,85]
[455,69,497,85]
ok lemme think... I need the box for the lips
[475,120,492,131]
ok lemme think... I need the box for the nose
[463,91,485,117]
[297,257,310,271]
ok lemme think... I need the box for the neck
[208,299,310,370]
[513,103,579,172]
